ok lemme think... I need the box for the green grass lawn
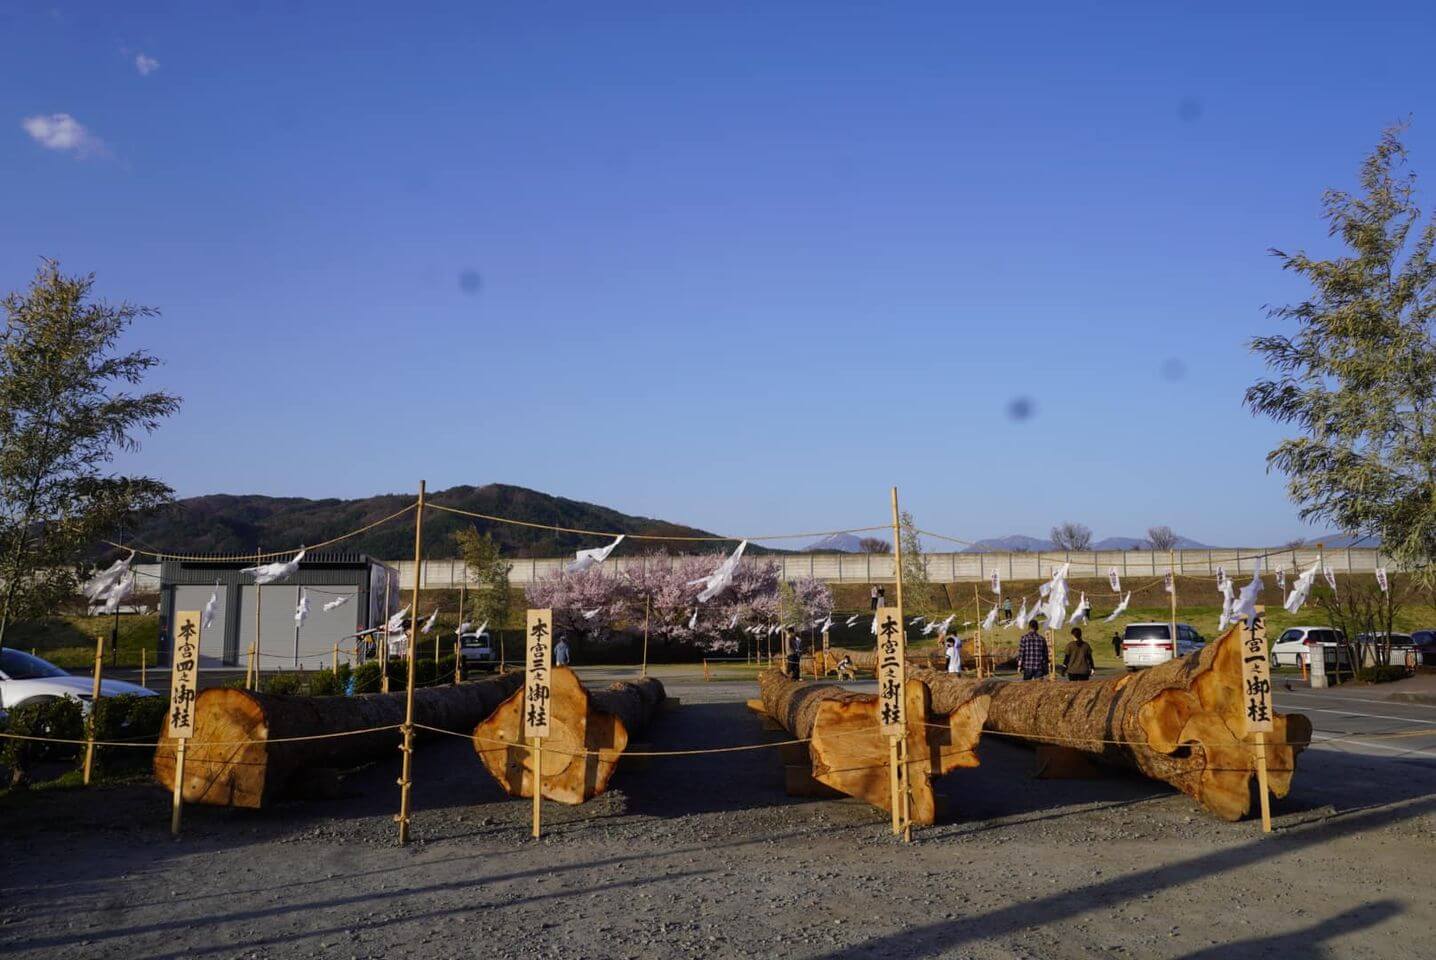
[4,614,160,669]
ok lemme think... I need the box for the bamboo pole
[332,642,339,676]
[454,638,462,684]
[889,486,911,842]
[641,595,650,678]
[397,480,426,846]
[252,578,263,691]
[1169,548,1178,656]
[245,642,255,689]
[82,633,104,785]
[972,583,984,679]
[380,574,392,693]
[140,647,147,689]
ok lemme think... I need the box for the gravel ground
[4,670,1435,959]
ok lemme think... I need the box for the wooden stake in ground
[166,610,202,836]
[1239,605,1275,833]
[475,668,665,804]
[396,480,426,846]
[524,608,554,838]
[251,577,263,691]
[82,633,105,785]
[140,646,147,689]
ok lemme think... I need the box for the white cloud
[21,113,103,155]
[135,53,159,76]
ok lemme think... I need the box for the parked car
[458,631,499,676]
[1354,633,1416,668]
[1413,630,1436,667]
[0,648,156,716]
[1270,626,1345,668]
[1121,623,1205,669]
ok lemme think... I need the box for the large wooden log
[756,669,989,825]
[472,668,665,805]
[154,673,523,808]
[914,625,1313,821]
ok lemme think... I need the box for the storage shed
[158,552,399,670]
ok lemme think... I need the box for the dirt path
[4,674,1435,959]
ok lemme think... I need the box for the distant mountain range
[118,484,727,561]
[119,486,1382,562]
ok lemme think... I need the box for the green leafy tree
[455,526,512,638]
[898,510,944,625]
[0,262,178,649]
[1246,125,1436,576]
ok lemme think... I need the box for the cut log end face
[154,689,271,808]
[472,667,657,805]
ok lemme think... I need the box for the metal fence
[371,547,1387,588]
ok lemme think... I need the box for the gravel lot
[5,668,1435,959]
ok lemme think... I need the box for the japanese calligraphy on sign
[874,606,906,736]
[1163,572,1174,594]
[1376,567,1389,593]
[168,610,202,739]
[1108,567,1120,593]
[1238,605,1273,733]
[989,571,1000,594]
[524,609,553,738]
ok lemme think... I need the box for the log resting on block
[819,647,931,675]
[914,625,1313,822]
[473,667,665,805]
[154,673,523,808]
[757,669,990,825]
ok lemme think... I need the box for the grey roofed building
[158,552,399,670]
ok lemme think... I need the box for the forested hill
[118,484,726,560]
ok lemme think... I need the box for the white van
[1121,623,1205,669]
[1270,626,1344,668]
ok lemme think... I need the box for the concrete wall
[375,547,1386,587]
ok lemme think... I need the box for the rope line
[425,502,889,544]
[107,502,418,562]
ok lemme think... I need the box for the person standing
[1111,632,1123,660]
[554,636,571,667]
[1062,627,1093,681]
[870,585,879,611]
[877,585,886,607]
[1002,597,1013,620]
[785,631,802,679]
[946,636,962,674]
[1018,620,1048,680]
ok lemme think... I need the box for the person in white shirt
[946,636,962,674]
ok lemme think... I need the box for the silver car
[0,648,156,715]
[1121,622,1205,669]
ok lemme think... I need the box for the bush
[89,694,169,776]
[259,666,353,698]
[352,661,382,693]
[0,696,85,787]
[1355,664,1408,684]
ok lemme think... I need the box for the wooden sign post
[82,634,105,785]
[525,608,554,839]
[884,484,912,842]
[168,610,202,836]
[821,628,831,678]
[1240,604,1274,833]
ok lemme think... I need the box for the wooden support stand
[82,634,104,785]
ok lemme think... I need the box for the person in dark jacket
[1018,621,1048,680]
[1111,632,1123,659]
[785,631,802,679]
[1062,627,1094,681]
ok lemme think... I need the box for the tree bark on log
[820,647,932,674]
[154,673,523,808]
[756,669,989,825]
[473,667,665,805]
[914,625,1313,821]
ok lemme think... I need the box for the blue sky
[3,2,1433,546]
